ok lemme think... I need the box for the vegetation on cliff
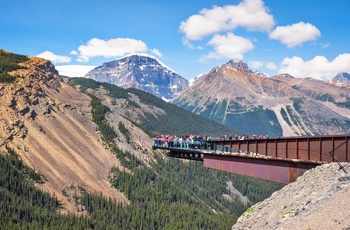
[0,50,28,83]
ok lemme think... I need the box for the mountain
[84,54,189,100]
[172,60,350,137]
[333,72,350,83]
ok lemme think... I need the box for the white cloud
[70,50,78,55]
[77,38,148,62]
[181,38,204,50]
[269,22,321,47]
[179,0,274,40]
[278,53,350,80]
[36,51,71,64]
[150,48,163,57]
[182,38,195,50]
[55,65,96,77]
[205,33,254,60]
[266,62,277,70]
[249,61,264,69]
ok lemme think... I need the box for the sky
[1,0,350,80]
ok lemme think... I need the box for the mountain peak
[85,54,189,100]
[223,60,253,73]
[333,72,350,83]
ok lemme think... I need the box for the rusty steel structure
[153,134,350,184]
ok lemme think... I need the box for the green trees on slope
[0,147,94,229]
[0,50,28,83]
[68,77,244,137]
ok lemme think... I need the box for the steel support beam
[203,153,319,184]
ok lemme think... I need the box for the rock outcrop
[232,162,350,229]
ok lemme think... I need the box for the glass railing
[153,139,216,151]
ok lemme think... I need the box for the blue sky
[1,0,350,80]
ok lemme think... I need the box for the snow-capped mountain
[84,54,189,100]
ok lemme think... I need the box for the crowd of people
[153,134,270,149]
[153,134,205,149]
[219,134,269,140]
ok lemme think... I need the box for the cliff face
[232,162,350,229]
[0,54,128,214]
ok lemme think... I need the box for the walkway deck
[153,134,350,183]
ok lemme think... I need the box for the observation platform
[153,134,350,184]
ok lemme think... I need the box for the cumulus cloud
[36,51,71,64]
[55,65,96,77]
[179,0,274,40]
[77,38,148,62]
[278,53,350,80]
[204,33,254,60]
[269,22,321,47]
[266,62,277,70]
[150,48,163,57]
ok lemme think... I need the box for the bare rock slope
[0,55,129,214]
[232,162,350,229]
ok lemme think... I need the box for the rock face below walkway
[232,162,350,230]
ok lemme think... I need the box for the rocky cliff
[173,61,350,137]
[232,162,350,229]
[0,51,129,214]
[84,54,189,100]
